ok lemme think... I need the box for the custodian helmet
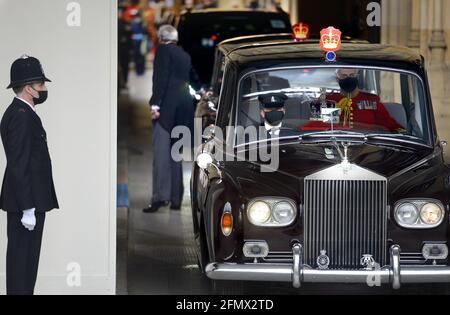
[7,55,51,89]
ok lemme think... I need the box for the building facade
[381,0,450,150]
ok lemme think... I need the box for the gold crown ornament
[292,22,309,42]
[320,26,342,52]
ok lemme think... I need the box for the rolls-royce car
[190,35,450,290]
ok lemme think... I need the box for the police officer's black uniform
[1,56,59,295]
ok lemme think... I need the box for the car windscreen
[235,67,430,146]
[178,12,291,86]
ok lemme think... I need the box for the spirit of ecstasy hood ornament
[334,142,352,173]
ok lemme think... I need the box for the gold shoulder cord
[337,93,354,128]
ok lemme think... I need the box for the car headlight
[273,201,296,225]
[247,201,271,225]
[420,203,443,225]
[247,198,297,227]
[395,203,419,225]
[394,200,445,229]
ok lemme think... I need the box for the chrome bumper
[205,245,450,290]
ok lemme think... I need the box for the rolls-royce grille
[304,179,387,269]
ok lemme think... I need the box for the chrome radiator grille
[304,178,387,269]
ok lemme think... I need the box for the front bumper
[205,245,450,289]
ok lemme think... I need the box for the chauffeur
[1,56,59,295]
[259,92,288,138]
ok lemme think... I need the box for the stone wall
[382,0,449,147]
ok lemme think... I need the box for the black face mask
[265,110,284,126]
[338,77,359,93]
[31,87,48,105]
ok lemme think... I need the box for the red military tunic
[327,90,404,132]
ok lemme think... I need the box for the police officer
[259,92,288,138]
[1,55,59,295]
[327,68,404,132]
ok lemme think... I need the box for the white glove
[151,105,161,120]
[21,208,36,231]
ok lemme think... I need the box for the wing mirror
[197,153,213,170]
[202,125,216,141]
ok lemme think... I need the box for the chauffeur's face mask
[265,110,285,126]
[30,86,48,105]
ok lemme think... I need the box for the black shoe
[170,204,181,211]
[143,201,168,213]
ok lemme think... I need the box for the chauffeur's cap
[258,93,288,109]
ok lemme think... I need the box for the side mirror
[197,153,213,170]
[202,125,216,141]
[207,100,218,112]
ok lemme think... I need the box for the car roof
[218,33,294,54]
[218,36,371,58]
[180,8,289,15]
[225,42,423,67]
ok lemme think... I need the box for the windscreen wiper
[364,133,432,149]
[299,130,368,143]
[298,131,430,151]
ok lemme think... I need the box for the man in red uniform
[327,68,405,132]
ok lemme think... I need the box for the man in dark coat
[143,25,194,213]
[1,55,59,295]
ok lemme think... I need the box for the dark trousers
[6,212,46,295]
[152,122,184,206]
[133,40,145,76]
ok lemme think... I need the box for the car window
[235,67,430,145]
[270,19,288,29]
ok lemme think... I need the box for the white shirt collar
[15,96,36,112]
[264,121,282,136]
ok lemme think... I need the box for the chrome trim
[304,164,388,269]
[214,59,229,128]
[292,244,302,288]
[305,163,386,181]
[391,245,401,290]
[205,244,450,288]
[206,263,293,282]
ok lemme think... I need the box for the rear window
[270,19,288,29]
